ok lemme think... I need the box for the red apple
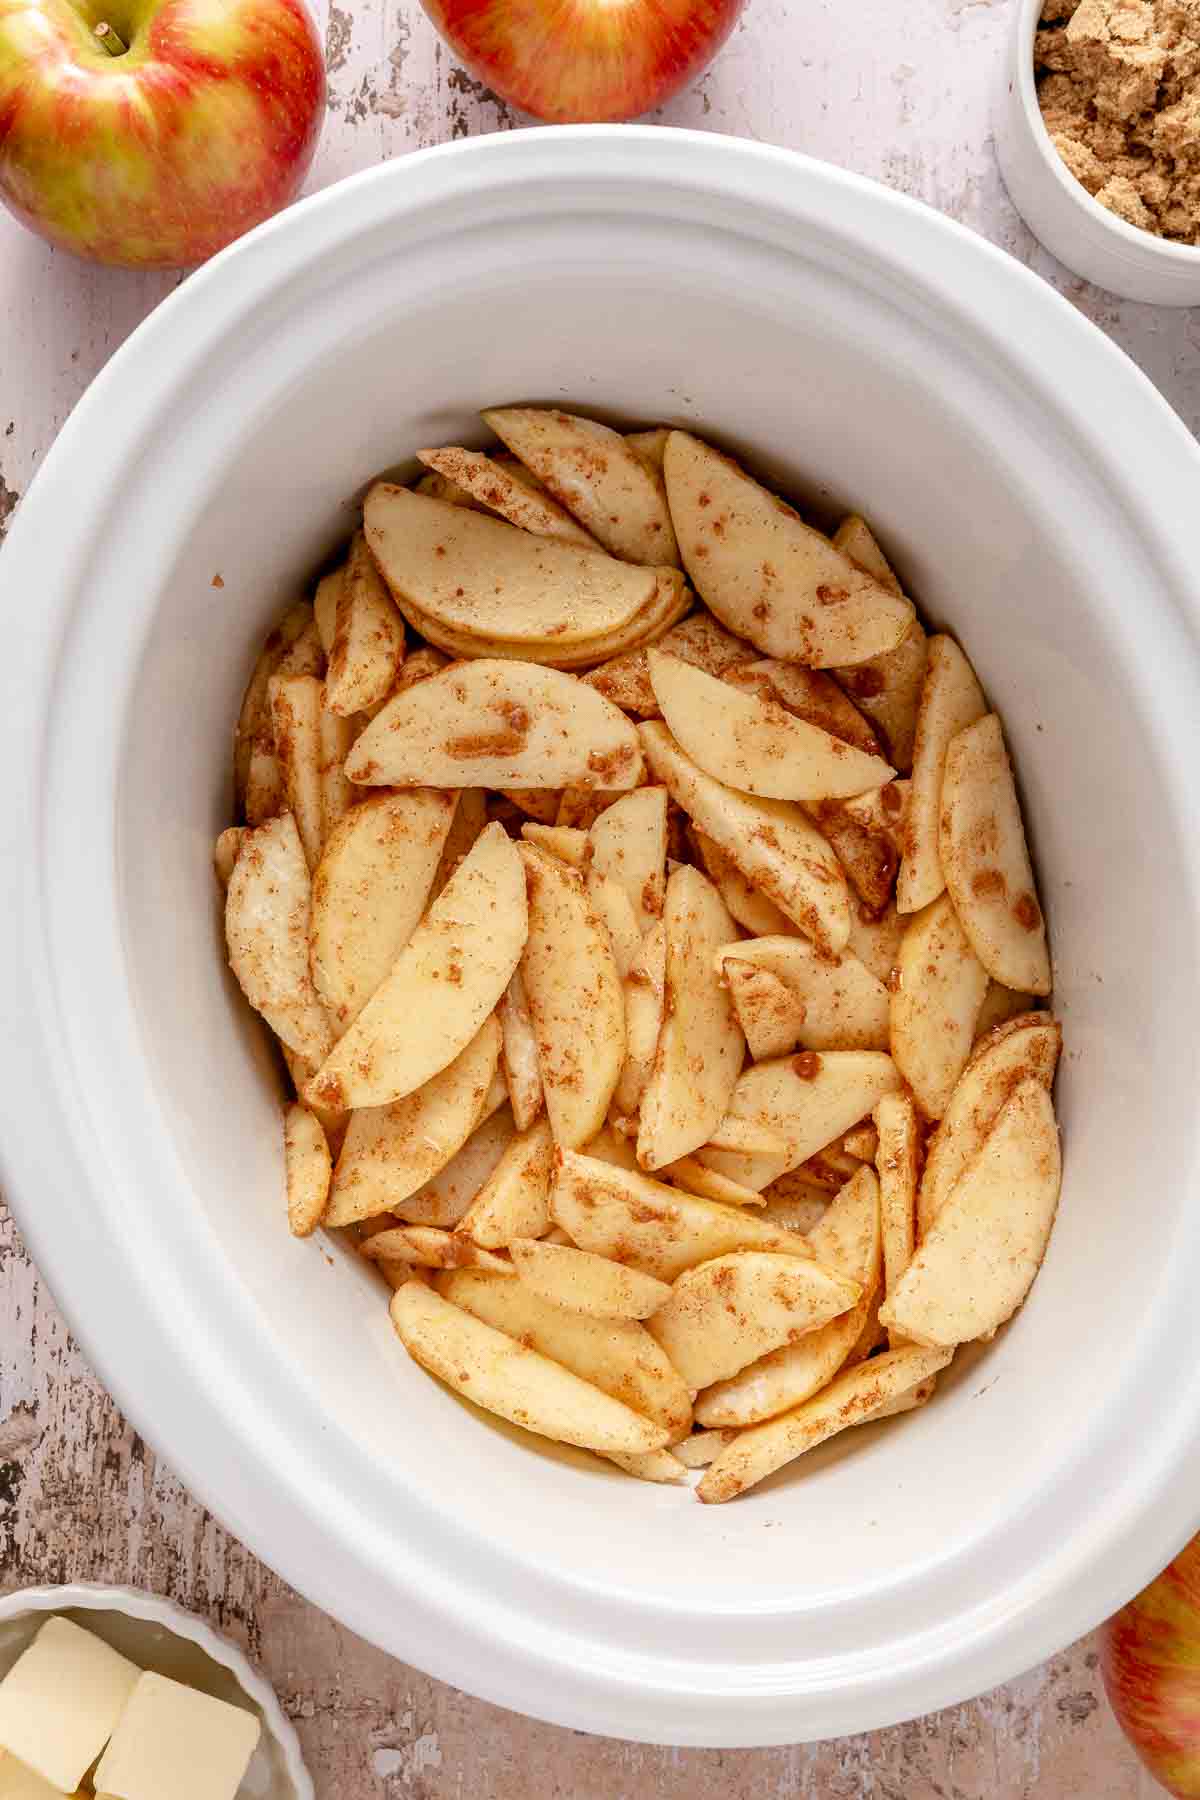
[1102,1532,1200,1797]
[421,0,744,124]
[0,0,324,268]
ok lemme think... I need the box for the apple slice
[717,936,890,1053]
[496,970,544,1132]
[897,635,987,914]
[722,659,884,758]
[848,898,905,987]
[831,513,898,591]
[551,1151,815,1282]
[395,646,451,692]
[482,406,680,567]
[501,789,561,824]
[693,1115,795,1194]
[455,1118,557,1247]
[728,1050,902,1174]
[364,484,665,649]
[309,788,457,1029]
[520,823,590,868]
[414,467,477,506]
[304,822,526,1112]
[841,779,909,857]
[648,1251,861,1391]
[269,672,325,871]
[364,1226,513,1274]
[918,1012,1061,1236]
[661,1157,765,1208]
[317,701,358,844]
[689,832,797,938]
[581,609,757,715]
[646,650,894,802]
[613,917,667,1117]
[390,1281,671,1456]
[639,723,851,958]
[557,786,630,830]
[586,873,643,979]
[588,786,667,937]
[347,659,643,794]
[974,981,1036,1040]
[843,1121,879,1160]
[244,739,285,828]
[313,569,342,656]
[281,1042,347,1160]
[939,713,1052,995]
[637,865,744,1171]
[518,844,625,1148]
[323,530,406,717]
[417,446,601,548]
[509,1238,672,1320]
[606,1449,690,1484]
[324,1015,502,1228]
[874,1090,920,1344]
[234,601,319,811]
[802,798,898,918]
[697,1342,953,1503]
[758,1172,832,1234]
[662,431,915,666]
[213,826,246,889]
[696,1164,882,1426]
[879,1078,1061,1346]
[829,515,929,772]
[890,894,989,1119]
[225,812,333,1064]
[625,427,671,470]
[437,1267,691,1440]
[283,1103,332,1239]
[398,1103,515,1228]
[721,960,808,1061]
[671,1429,738,1468]
[580,1124,641,1173]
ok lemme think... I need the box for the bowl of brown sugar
[995,0,1200,304]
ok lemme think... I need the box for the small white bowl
[0,1586,312,1800]
[995,0,1200,304]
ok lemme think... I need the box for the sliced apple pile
[218,405,1062,1500]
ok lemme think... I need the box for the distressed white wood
[0,0,1188,1788]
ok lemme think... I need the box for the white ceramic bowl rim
[1014,0,1200,266]
[0,1584,312,1798]
[3,128,1200,1748]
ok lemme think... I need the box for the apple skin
[421,0,744,124]
[0,0,324,268]
[1102,1532,1200,1798]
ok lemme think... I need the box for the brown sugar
[1035,0,1200,242]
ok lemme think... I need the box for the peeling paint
[326,3,353,73]
[0,475,18,540]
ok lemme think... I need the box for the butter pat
[0,1617,139,1792]
[94,1672,261,1800]
[0,1752,84,1800]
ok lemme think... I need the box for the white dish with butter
[1,128,1200,1745]
[0,1589,311,1800]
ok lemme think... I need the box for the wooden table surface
[1,0,1193,1791]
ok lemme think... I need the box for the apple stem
[92,19,127,53]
